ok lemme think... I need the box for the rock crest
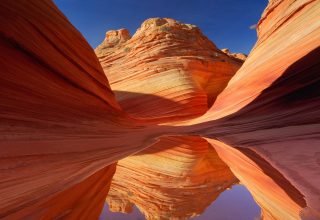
[96,18,243,122]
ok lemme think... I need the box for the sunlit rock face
[96,18,243,122]
[0,0,320,219]
[189,0,320,218]
[193,0,320,122]
[105,136,237,219]
[190,0,320,216]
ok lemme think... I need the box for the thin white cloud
[249,24,257,30]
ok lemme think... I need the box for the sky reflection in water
[100,185,260,220]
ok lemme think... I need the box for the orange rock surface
[189,0,320,218]
[0,1,162,218]
[105,136,237,219]
[0,0,319,219]
[221,48,247,61]
[208,139,307,220]
[193,0,320,122]
[96,18,243,122]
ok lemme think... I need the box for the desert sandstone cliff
[194,0,320,122]
[96,18,243,122]
[0,0,319,219]
[191,0,320,219]
[0,1,163,219]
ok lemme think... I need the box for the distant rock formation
[96,18,243,122]
[221,48,247,61]
[104,29,131,47]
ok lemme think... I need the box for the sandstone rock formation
[0,1,163,219]
[0,0,319,219]
[189,0,320,218]
[96,18,243,122]
[192,0,320,122]
[221,48,247,61]
[104,29,131,47]
[105,136,237,220]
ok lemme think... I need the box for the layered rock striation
[105,136,237,220]
[96,18,243,122]
[0,0,319,219]
[221,48,247,61]
[0,1,162,219]
[190,0,320,218]
[193,0,320,122]
[208,139,308,220]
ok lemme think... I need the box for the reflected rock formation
[208,139,309,220]
[106,136,237,220]
[0,0,320,219]
[95,18,243,122]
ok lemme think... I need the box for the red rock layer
[96,18,243,122]
[207,139,307,220]
[192,0,320,121]
[188,0,320,218]
[34,164,116,220]
[1,0,319,219]
[0,1,164,218]
[105,136,237,220]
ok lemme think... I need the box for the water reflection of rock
[107,136,320,220]
[105,136,238,220]
[207,139,320,220]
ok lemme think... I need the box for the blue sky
[54,0,267,54]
